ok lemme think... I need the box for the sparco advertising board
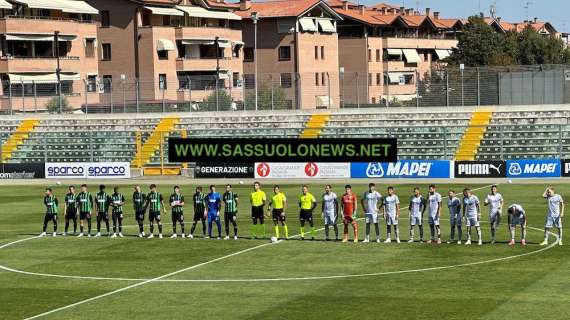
[45,162,130,179]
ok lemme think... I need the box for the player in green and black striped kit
[133,185,146,237]
[223,184,239,240]
[110,186,126,238]
[76,184,93,237]
[145,184,166,239]
[95,185,111,237]
[40,188,58,237]
[169,186,186,238]
[189,186,206,239]
[63,185,78,236]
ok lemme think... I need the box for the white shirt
[547,194,563,217]
[463,195,480,218]
[428,192,442,217]
[485,193,503,214]
[383,195,399,216]
[363,190,382,214]
[410,195,424,217]
[322,192,337,216]
[508,204,525,218]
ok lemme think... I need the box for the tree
[45,96,70,113]
[202,90,233,111]
[447,16,570,66]
[245,84,289,110]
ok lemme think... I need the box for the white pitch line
[22,241,278,320]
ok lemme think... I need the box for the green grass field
[0,182,568,320]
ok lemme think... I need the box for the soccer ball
[239,180,244,185]
[270,236,278,243]
[508,179,513,184]
[56,181,62,186]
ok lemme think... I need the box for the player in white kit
[539,186,564,246]
[507,204,527,246]
[322,185,339,241]
[383,186,400,243]
[462,188,482,245]
[408,187,426,243]
[484,185,503,244]
[447,190,463,244]
[362,183,382,243]
[427,185,442,244]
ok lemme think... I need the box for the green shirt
[133,191,146,213]
[299,193,316,210]
[170,193,185,214]
[96,191,111,214]
[64,192,77,212]
[146,191,163,213]
[111,193,125,214]
[193,192,205,214]
[223,191,238,213]
[44,195,58,215]
[76,191,93,213]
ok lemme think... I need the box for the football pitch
[0,182,568,320]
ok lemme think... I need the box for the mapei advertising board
[350,161,452,179]
[45,162,131,179]
[506,159,560,178]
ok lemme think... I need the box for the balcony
[0,16,97,35]
[175,57,238,72]
[383,37,458,49]
[175,27,242,42]
[0,56,81,73]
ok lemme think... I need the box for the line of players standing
[41,183,564,246]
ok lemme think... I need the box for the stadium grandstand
[1,106,569,172]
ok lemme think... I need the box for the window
[424,51,429,62]
[278,46,291,61]
[101,43,111,61]
[315,72,319,86]
[372,97,376,104]
[368,73,372,86]
[159,74,167,90]
[376,73,381,85]
[244,74,255,89]
[86,75,97,92]
[158,50,168,60]
[280,73,292,88]
[85,38,95,58]
[232,72,240,87]
[102,75,112,93]
[368,49,372,62]
[232,45,240,58]
[314,46,319,60]
[244,48,254,61]
[321,72,326,86]
[321,46,325,60]
[376,49,381,62]
[162,15,171,26]
[101,10,110,27]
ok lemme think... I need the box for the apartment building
[85,0,244,106]
[485,17,560,38]
[329,1,461,105]
[0,0,100,112]
[235,0,343,109]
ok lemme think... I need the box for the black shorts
[135,211,145,221]
[172,212,184,222]
[299,209,313,222]
[272,209,286,222]
[65,210,77,219]
[149,211,161,222]
[97,212,109,220]
[251,206,264,219]
[225,211,237,222]
[44,213,57,220]
[79,212,91,220]
[193,211,205,221]
[112,212,124,220]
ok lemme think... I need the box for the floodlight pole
[251,12,259,111]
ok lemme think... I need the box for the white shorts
[466,217,480,227]
[385,214,398,226]
[545,215,562,228]
[365,213,378,224]
[428,215,440,226]
[410,215,422,226]
[450,214,462,226]
[489,212,501,226]
[324,213,337,225]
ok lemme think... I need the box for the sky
[349,0,570,32]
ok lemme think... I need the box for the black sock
[73,219,77,233]
[334,225,339,238]
[87,219,91,233]
[65,221,69,233]
[118,219,123,233]
[181,222,185,234]
[202,220,206,235]
[138,221,144,233]
[105,220,109,233]
[150,223,154,234]
[80,225,84,233]
[190,222,197,235]
[325,224,330,239]
[158,224,163,234]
